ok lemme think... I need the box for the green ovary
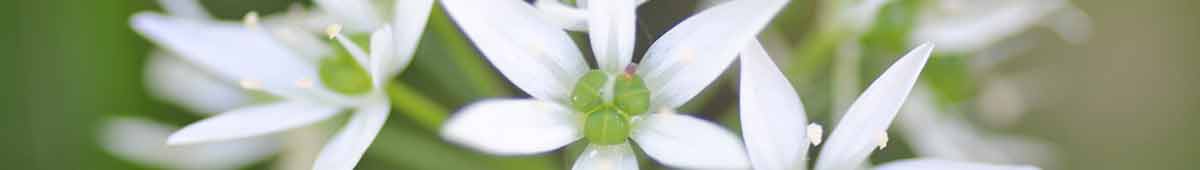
[319,33,373,95]
[569,69,651,145]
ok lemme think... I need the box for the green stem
[385,82,448,131]
[429,5,511,98]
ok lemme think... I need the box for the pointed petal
[167,101,343,145]
[157,0,211,19]
[874,159,1040,170]
[814,44,934,170]
[387,0,434,76]
[637,0,787,109]
[588,0,637,72]
[440,0,588,102]
[442,99,581,155]
[738,41,809,170]
[630,113,749,169]
[131,13,326,99]
[145,52,250,115]
[535,0,589,31]
[312,99,390,170]
[571,143,639,170]
[314,0,380,32]
[102,117,278,170]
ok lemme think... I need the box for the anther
[242,11,260,28]
[239,79,262,90]
[325,24,343,39]
[877,131,889,150]
[807,123,824,146]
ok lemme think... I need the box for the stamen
[296,79,314,88]
[877,131,889,150]
[623,63,638,76]
[242,11,260,28]
[239,79,262,90]
[807,123,824,146]
[325,24,343,39]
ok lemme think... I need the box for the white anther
[325,24,343,39]
[239,79,262,90]
[877,131,889,150]
[807,123,824,146]
[242,11,260,28]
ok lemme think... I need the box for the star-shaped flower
[438,0,787,169]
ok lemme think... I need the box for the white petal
[441,99,581,155]
[312,99,390,170]
[571,143,639,170]
[145,52,250,115]
[588,0,637,72]
[637,0,787,109]
[157,0,211,19]
[738,41,809,170]
[102,117,277,170]
[131,13,328,100]
[386,0,434,76]
[535,0,588,31]
[913,0,1068,53]
[630,113,749,169]
[167,101,343,145]
[814,44,934,170]
[368,27,401,87]
[440,0,589,102]
[314,0,380,32]
[874,159,1040,170]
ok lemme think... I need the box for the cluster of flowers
[107,0,1087,169]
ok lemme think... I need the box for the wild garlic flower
[739,42,1040,170]
[131,0,434,169]
[439,0,786,169]
[897,86,1057,167]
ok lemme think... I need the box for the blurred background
[3,0,1199,169]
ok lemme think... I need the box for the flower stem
[385,82,448,131]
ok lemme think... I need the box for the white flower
[100,117,278,170]
[896,86,1057,167]
[911,0,1091,54]
[739,41,1041,170]
[438,0,786,169]
[130,0,434,169]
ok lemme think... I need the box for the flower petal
[131,13,328,100]
[814,44,934,170]
[145,52,250,115]
[440,0,589,102]
[874,159,1040,170]
[535,0,589,31]
[314,0,380,32]
[386,0,434,76]
[368,26,399,87]
[912,0,1069,53]
[571,143,639,170]
[630,113,749,169]
[636,0,787,109]
[167,101,343,145]
[441,99,581,155]
[312,99,390,170]
[588,0,637,72]
[157,0,211,19]
[738,41,809,170]
[102,117,278,170]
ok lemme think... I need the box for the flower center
[570,68,650,145]
[319,33,373,95]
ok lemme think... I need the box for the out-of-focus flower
[438,0,786,169]
[532,0,648,31]
[739,42,1039,170]
[897,86,1057,167]
[100,117,278,170]
[911,0,1091,54]
[130,0,434,169]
